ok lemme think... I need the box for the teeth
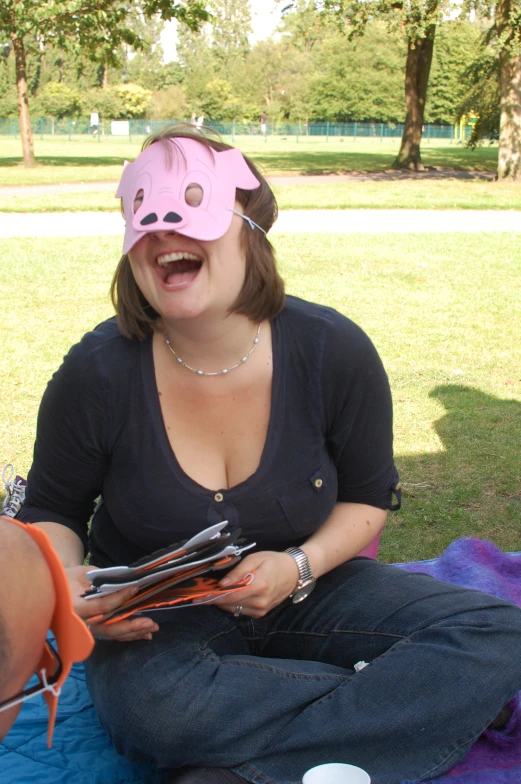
[157,252,201,266]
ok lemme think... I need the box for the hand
[65,565,159,642]
[215,551,299,619]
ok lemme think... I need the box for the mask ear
[216,148,260,191]
[115,160,133,199]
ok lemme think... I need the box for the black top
[19,296,401,568]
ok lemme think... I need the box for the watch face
[291,581,316,603]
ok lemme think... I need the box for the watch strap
[285,547,314,591]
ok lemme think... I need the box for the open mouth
[156,251,203,287]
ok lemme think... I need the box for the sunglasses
[0,639,62,715]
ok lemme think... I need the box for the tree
[85,86,125,120]
[0,1,208,167]
[456,3,521,180]
[34,82,84,119]
[312,0,445,169]
[425,21,482,125]
[114,82,152,117]
[210,0,252,78]
[149,84,188,120]
[308,21,406,122]
[458,47,500,144]
[495,0,521,179]
[177,17,216,112]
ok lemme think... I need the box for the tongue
[165,260,200,286]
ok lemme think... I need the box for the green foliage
[210,0,252,76]
[320,0,448,43]
[149,84,189,120]
[32,82,84,119]
[0,56,17,117]
[0,0,495,129]
[84,86,125,119]
[176,24,215,110]
[459,46,500,145]
[0,0,209,135]
[425,21,482,124]
[309,21,406,122]
[158,62,186,88]
[125,49,166,91]
[113,83,152,118]
[0,90,18,118]
[199,78,243,120]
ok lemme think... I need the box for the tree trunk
[497,0,521,180]
[10,32,35,168]
[393,25,436,171]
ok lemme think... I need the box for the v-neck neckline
[143,314,285,497]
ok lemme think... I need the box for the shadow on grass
[388,385,521,561]
[421,146,498,172]
[0,147,498,175]
[252,150,396,174]
[247,148,498,175]
[0,155,128,168]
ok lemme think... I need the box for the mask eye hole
[185,183,203,207]
[133,189,144,214]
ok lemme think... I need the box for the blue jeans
[85,558,521,784]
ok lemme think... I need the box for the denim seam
[197,625,243,652]
[297,631,420,710]
[236,761,279,784]
[203,652,351,681]
[418,688,520,780]
[417,725,490,781]
[253,628,406,642]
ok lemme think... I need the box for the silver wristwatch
[285,547,316,603]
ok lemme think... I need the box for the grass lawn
[1,232,519,563]
[0,135,500,186]
[2,179,521,213]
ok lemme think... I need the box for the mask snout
[132,195,188,234]
[164,212,183,224]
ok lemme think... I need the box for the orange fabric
[0,516,94,746]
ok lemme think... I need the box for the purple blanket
[398,538,521,784]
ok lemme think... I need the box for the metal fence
[0,117,472,142]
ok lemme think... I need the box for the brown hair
[111,124,285,340]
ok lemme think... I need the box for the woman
[18,126,521,784]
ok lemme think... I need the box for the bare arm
[218,501,387,617]
[32,522,84,567]
[298,501,387,579]
[32,522,159,642]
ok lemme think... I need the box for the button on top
[314,478,323,489]
[214,492,224,502]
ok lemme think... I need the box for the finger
[93,631,155,643]
[89,617,159,639]
[105,631,155,643]
[219,567,256,588]
[80,584,140,617]
[213,592,253,610]
[218,602,251,617]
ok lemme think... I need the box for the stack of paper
[83,521,255,626]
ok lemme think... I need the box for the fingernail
[220,578,231,586]
[130,587,140,596]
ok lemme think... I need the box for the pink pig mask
[116,137,263,254]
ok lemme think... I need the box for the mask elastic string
[227,208,267,235]
[41,669,61,698]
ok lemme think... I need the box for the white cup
[302,762,371,784]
